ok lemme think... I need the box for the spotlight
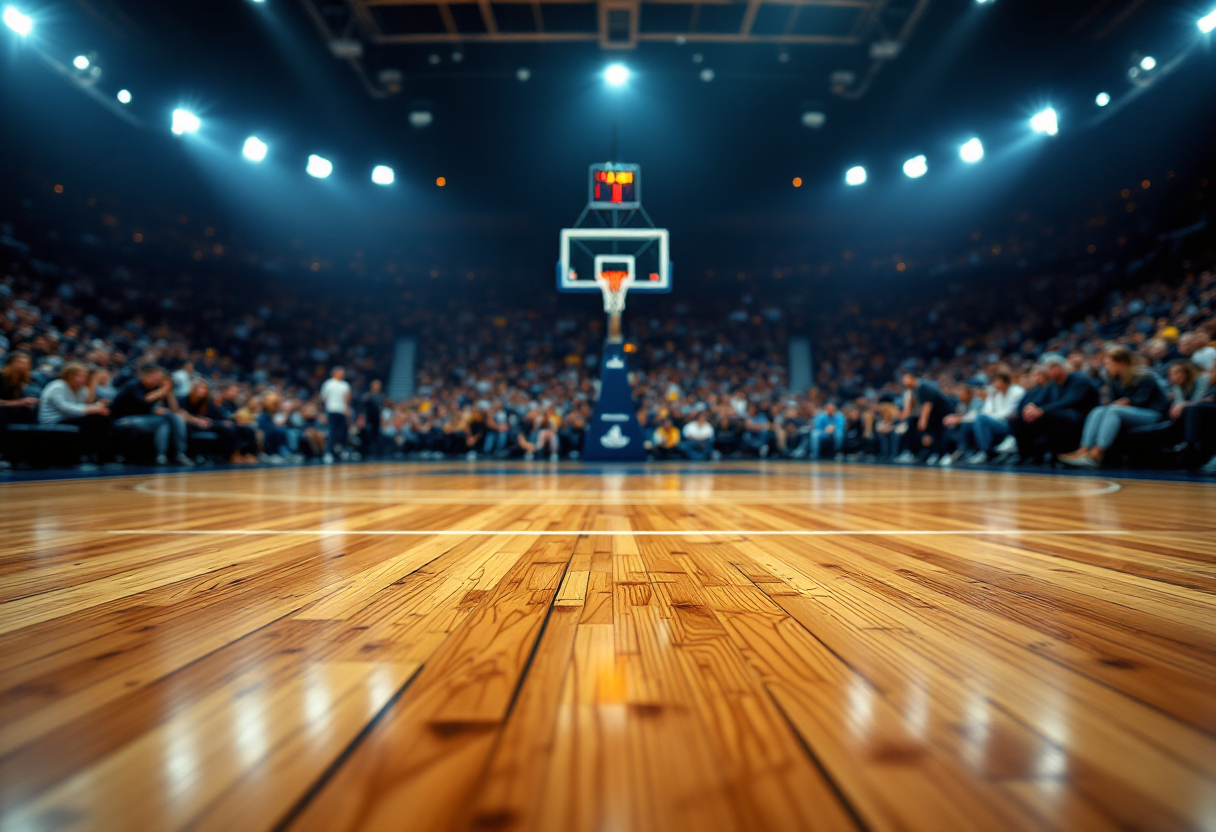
[604,64,630,87]
[1201,8,1216,33]
[408,110,433,129]
[117,89,132,104]
[1095,92,1110,107]
[903,154,928,179]
[700,68,714,82]
[845,166,867,186]
[1030,107,1058,136]
[801,111,826,129]
[1139,56,1156,71]
[73,55,89,70]
[516,67,530,82]
[371,165,394,186]
[306,154,333,179]
[242,136,268,163]
[959,138,984,164]
[170,108,201,135]
[2,6,32,36]
[976,0,994,4]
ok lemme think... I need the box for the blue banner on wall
[582,342,648,461]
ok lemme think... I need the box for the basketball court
[2,462,1214,831]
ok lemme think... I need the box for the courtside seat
[112,422,158,464]
[187,430,222,461]
[3,423,82,467]
[1108,420,1175,468]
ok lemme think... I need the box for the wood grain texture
[0,461,1213,831]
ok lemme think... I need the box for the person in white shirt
[680,411,715,460]
[318,366,352,463]
[38,362,111,465]
[946,368,1025,464]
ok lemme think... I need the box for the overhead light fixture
[408,110,433,129]
[845,166,867,186]
[1200,8,1216,33]
[1095,92,1111,107]
[328,39,362,59]
[371,165,394,186]
[2,6,33,36]
[1139,55,1157,71]
[72,55,90,70]
[1030,107,1058,136]
[604,63,630,87]
[242,136,268,163]
[903,154,928,179]
[801,111,826,129]
[700,68,714,82]
[306,154,333,179]
[116,89,132,104]
[516,67,531,82]
[869,41,902,60]
[170,108,201,135]
[959,138,984,164]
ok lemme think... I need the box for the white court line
[103,528,1207,537]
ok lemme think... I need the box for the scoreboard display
[589,163,641,210]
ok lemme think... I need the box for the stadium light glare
[3,6,33,36]
[604,64,630,87]
[959,138,984,164]
[1139,56,1157,71]
[73,55,90,70]
[902,154,928,179]
[170,108,201,135]
[845,166,867,186]
[242,136,268,163]
[1201,8,1216,33]
[117,89,132,104]
[1095,92,1111,107]
[371,165,394,185]
[306,154,333,179]
[1030,107,1058,136]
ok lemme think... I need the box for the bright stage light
[3,6,33,36]
[171,108,201,135]
[116,89,132,104]
[1030,107,1058,136]
[307,154,333,179]
[845,166,867,186]
[604,64,630,87]
[959,138,984,164]
[1095,92,1110,107]
[242,136,268,163]
[371,165,394,185]
[903,154,928,179]
[1201,8,1216,33]
[73,55,90,70]
[1139,56,1157,71]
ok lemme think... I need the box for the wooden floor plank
[0,462,1213,832]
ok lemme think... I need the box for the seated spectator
[775,407,808,458]
[949,368,1026,465]
[872,396,901,459]
[1061,346,1169,468]
[109,364,194,466]
[1175,363,1216,471]
[895,372,953,463]
[651,417,681,459]
[680,410,715,460]
[255,392,293,462]
[359,380,386,458]
[482,405,513,458]
[1,350,38,426]
[518,409,558,461]
[740,405,773,457]
[38,362,111,465]
[1167,360,1210,417]
[812,401,846,460]
[182,379,244,464]
[1008,354,1099,464]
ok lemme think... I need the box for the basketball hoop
[596,270,634,314]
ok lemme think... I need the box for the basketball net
[596,271,634,315]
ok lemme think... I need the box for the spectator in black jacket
[1008,354,1099,463]
[1061,346,1171,468]
[110,364,193,466]
[1176,363,1216,472]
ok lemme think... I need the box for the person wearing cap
[1007,353,1099,464]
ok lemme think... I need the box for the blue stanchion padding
[582,342,648,461]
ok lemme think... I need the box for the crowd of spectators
[2,194,1215,474]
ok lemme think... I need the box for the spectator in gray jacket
[38,362,111,464]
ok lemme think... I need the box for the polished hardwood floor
[0,461,1214,832]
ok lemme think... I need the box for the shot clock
[589,162,641,210]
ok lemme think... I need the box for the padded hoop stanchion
[596,272,634,314]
